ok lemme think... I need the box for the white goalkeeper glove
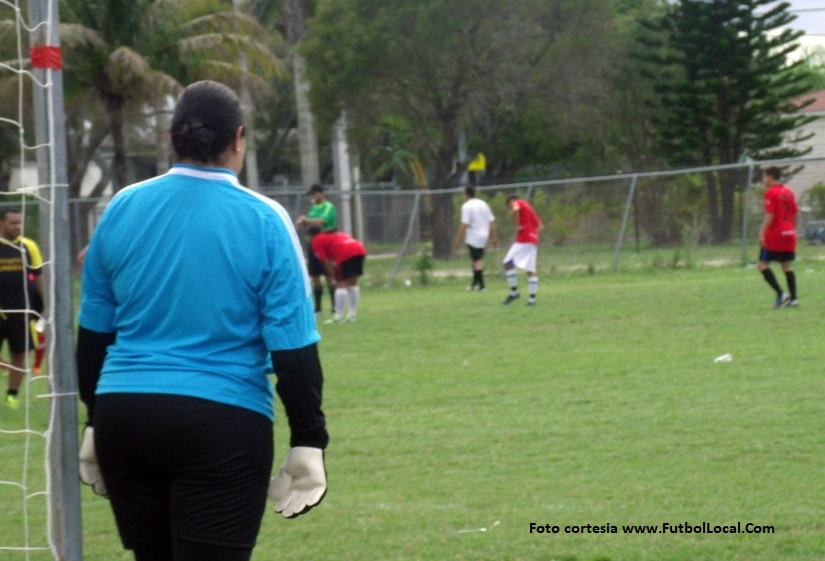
[78,426,107,497]
[267,447,326,518]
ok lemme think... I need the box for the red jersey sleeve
[311,235,330,261]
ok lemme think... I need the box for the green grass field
[1,252,824,560]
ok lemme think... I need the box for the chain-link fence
[59,156,825,285]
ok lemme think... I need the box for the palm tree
[60,0,284,192]
[282,0,320,187]
[0,17,31,189]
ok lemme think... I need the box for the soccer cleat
[6,394,19,410]
[527,297,537,306]
[32,367,42,375]
[787,299,799,308]
[324,316,345,325]
[346,315,357,323]
[503,291,521,305]
[773,293,790,309]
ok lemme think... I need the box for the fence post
[388,191,421,286]
[612,173,638,273]
[740,160,755,264]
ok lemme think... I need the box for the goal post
[27,0,83,558]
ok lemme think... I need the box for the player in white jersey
[453,186,498,291]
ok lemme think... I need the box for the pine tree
[638,0,813,243]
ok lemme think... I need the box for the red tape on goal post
[30,46,62,69]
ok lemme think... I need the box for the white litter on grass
[457,527,487,534]
[714,353,733,363]
[457,520,500,534]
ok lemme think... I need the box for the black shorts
[466,245,485,262]
[94,394,274,550]
[307,249,326,277]
[0,312,33,354]
[759,248,795,263]
[337,255,365,281]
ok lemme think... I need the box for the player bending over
[307,225,367,323]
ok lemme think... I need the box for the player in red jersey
[502,195,544,305]
[307,226,367,322]
[757,166,799,308]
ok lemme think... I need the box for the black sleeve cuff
[271,344,329,449]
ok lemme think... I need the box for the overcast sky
[787,1,825,37]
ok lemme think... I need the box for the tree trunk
[637,181,681,246]
[428,132,461,258]
[718,168,738,244]
[283,0,306,43]
[430,191,455,259]
[0,154,10,191]
[155,96,171,174]
[67,119,109,200]
[283,0,320,187]
[105,95,128,190]
[704,172,723,244]
[430,158,461,258]
[293,55,320,187]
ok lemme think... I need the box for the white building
[788,89,825,197]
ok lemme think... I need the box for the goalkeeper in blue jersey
[76,81,328,561]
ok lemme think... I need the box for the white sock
[505,269,518,290]
[334,288,347,319]
[347,286,360,318]
[528,276,538,297]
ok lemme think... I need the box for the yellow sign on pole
[467,153,486,172]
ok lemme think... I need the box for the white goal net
[0,0,82,559]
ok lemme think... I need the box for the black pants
[95,394,273,559]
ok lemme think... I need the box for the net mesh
[1,0,72,558]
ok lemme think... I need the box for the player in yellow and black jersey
[0,208,43,409]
